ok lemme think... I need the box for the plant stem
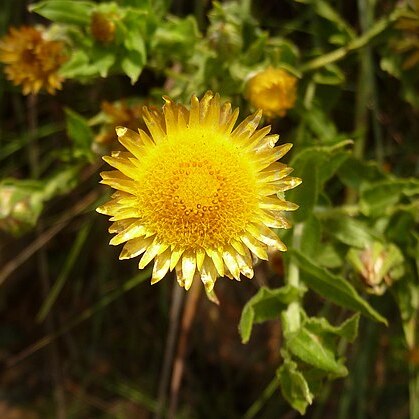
[243,377,279,419]
[155,283,184,419]
[300,8,403,73]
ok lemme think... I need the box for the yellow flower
[97,92,301,293]
[0,26,67,95]
[246,68,298,118]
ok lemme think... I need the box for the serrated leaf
[239,285,301,343]
[30,1,94,25]
[282,308,349,375]
[289,248,387,324]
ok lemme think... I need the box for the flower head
[246,67,297,118]
[97,92,301,293]
[0,26,67,95]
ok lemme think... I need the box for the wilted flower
[97,92,301,294]
[347,242,404,295]
[0,26,67,95]
[90,12,117,44]
[246,67,297,118]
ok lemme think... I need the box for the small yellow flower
[97,92,301,292]
[246,67,298,118]
[0,26,67,95]
[90,12,116,44]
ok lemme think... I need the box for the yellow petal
[255,143,293,169]
[260,211,292,229]
[138,239,169,269]
[170,247,185,271]
[274,177,303,192]
[259,197,299,211]
[199,91,214,123]
[247,223,287,252]
[222,107,239,134]
[206,248,225,277]
[119,236,154,260]
[258,162,293,183]
[232,110,262,140]
[200,256,218,292]
[230,238,246,256]
[235,248,254,279]
[142,108,166,143]
[222,247,241,280]
[115,127,146,160]
[109,219,137,234]
[99,171,137,194]
[189,94,200,127]
[205,93,220,126]
[152,249,171,284]
[196,247,206,270]
[182,251,197,290]
[240,233,269,260]
[109,222,147,246]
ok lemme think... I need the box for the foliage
[0,0,418,418]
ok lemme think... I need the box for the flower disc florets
[97,92,301,293]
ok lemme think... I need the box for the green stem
[243,377,279,419]
[300,8,403,73]
[410,364,419,419]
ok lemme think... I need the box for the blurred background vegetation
[0,0,418,418]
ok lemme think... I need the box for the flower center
[135,127,259,249]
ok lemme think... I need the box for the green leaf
[337,156,385,190]
[282,308,349,375]
[325,216,375,248]
[360,178,419,216]
[239,285,301,343]
[277,356,313,415]
[313,64,345,85]
[300,215,321,257]
[288,144,350,222]
[65,108,94,160]
[289,153,319,222]
[289,249,387,324]
[121,47,146,84]
[59,50,96,79]
[302,313,360,343]
[30,0,94,25]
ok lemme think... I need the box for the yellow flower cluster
[0,26,67,95]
